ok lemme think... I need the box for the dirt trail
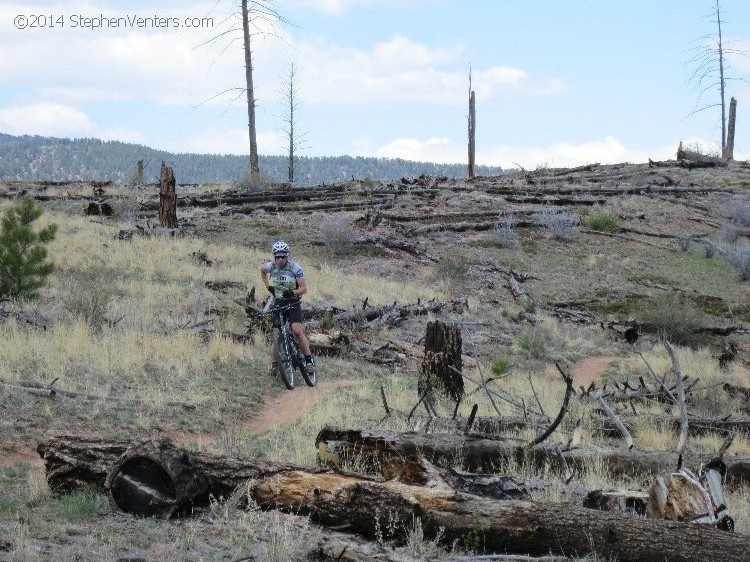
[242,380,358,434]
[2,357,619,468]
[570,355,620,387]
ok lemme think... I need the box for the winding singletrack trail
[242,380,359,434]
[2,358,619,467]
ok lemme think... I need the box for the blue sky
[1,0,748,169]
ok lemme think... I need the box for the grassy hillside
[1,164,749,560]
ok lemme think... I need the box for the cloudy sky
[1,0,748,169]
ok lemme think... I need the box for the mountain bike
[261,298,317,390]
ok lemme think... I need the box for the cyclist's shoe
[305,356,316,374]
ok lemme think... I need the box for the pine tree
[0,197,57,300]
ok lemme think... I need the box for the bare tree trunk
[717,0,727,156]
[158,161,177,228]
[726,96,737,160]
[282,62,302,184]
[418,320,463,405]
[242,0,260,184]
[468,90,476,179]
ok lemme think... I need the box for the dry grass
[2,181,750,559]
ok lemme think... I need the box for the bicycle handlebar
[253,298,299,319]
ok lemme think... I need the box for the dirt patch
[0,441,44,468]
[571,356,620,387]
[243,380,359,435]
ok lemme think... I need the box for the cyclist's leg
[287,303,312,357]
[290,320,311,356]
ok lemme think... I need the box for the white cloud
[0,103,93,136]
[374,135,685,169]
[479,136,678,169]
[292,36,560,105]
[35,87,132,103]
[376,136,456,161]
[175,125,285,155]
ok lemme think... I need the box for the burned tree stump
[85,200,113,216]
[104,438,208,518]
[158,161,177,228]
[418,320,464,405]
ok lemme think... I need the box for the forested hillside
[0,133,503,184]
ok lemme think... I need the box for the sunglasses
[274,254,287,259]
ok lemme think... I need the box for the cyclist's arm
[293,277,308,298]
[260,263,272,290]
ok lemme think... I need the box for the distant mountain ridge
[0,133,503,185]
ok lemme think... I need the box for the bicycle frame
[261,298,316,390]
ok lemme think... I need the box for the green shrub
[490,356,510,376]
[517,327,549,359]
[584,211,619,232]
[60,269,117,331]
[0,197,57,300]
[320,218,359,256]
[636,293,705,346]
[321,310,336,331]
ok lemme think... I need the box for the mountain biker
[260,240,316,374]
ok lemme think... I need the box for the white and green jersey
[262,260,304,295]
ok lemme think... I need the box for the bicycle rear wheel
[272,328,295,390]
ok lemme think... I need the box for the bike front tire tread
[272,328,295,390]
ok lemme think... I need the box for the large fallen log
[37,435,750,559]
[37,435,308,500]
[316,425,750,486]
[314,534,572,561]
[38,435,584,507]
[251,469,750,562]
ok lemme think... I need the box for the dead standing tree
[417,320,464,415]
[280,62,307,184]
[241,0,260,183]
[467,67,476,179]
[195,1,285,185]
[685,0,747,158]
[158,161,177,228]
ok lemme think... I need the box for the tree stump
[158,161,177,228]
[418,321,464,406]
[104,438,208,518]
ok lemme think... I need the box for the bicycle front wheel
[272,328,295,390]
[296,346,317,387]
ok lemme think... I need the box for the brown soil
[242,380,358,434]
[571,355,620,387]
[0,441,44,468]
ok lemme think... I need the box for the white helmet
[272,240,290,255]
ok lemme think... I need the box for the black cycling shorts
[275,299,303,325]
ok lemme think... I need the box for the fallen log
[251,469,750,561]
[315,425,750,486]
[314,535,572,561]
[37,435,310,500]
[37,435,585,511]
[594,412,750,438]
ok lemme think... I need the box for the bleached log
[251,469,750,562]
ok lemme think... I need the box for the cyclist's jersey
[262,260,304,296]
